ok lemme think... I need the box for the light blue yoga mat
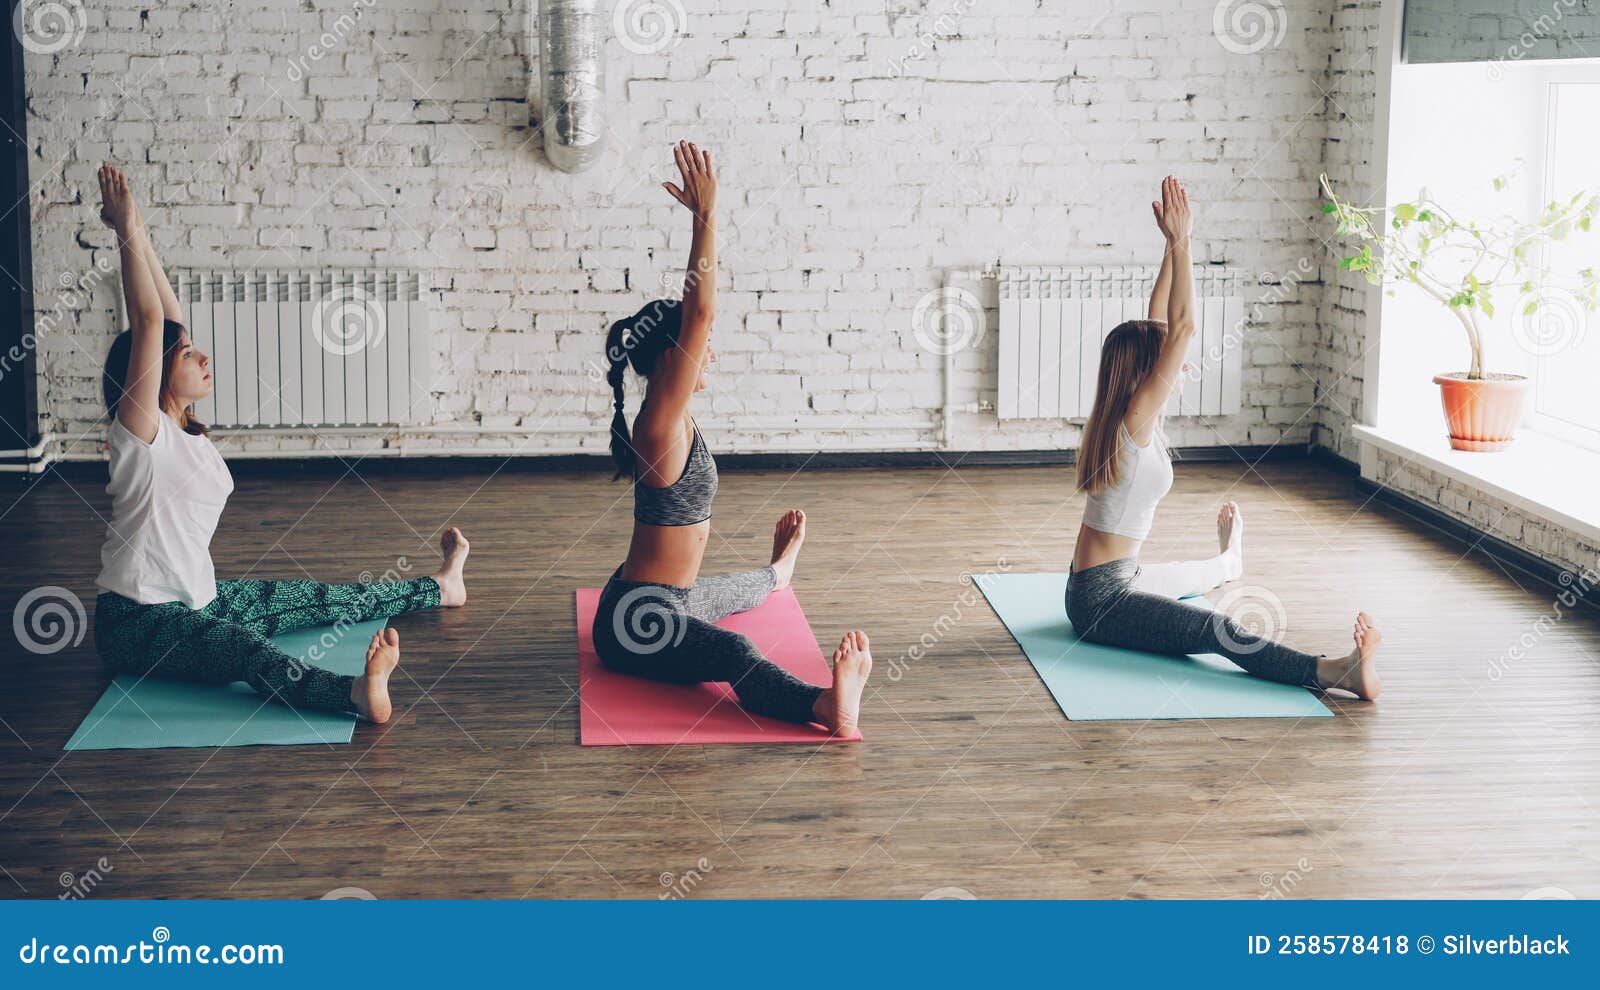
[64,618,388,751]
[977,573,1332,720]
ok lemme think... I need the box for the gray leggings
[1066,558,1320,688]
[592,565,824,724]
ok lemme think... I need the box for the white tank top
[95,413,234,609]
[1081,423,1173,541]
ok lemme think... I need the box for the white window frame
[1530,77,1600,454]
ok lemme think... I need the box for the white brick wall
[1366,447,1600,578]
[25,0,1342,459]
[1311,0,1379,465]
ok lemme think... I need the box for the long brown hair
[1075,319,1165,495]
[101,320,209,436]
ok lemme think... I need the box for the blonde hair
[1076,320,1166,495]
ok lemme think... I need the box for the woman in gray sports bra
[592,141,873,736]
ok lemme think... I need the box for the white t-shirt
[95,413,234,609]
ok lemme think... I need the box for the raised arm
[100,164,167,443]
[142,224,184,325]
[1147,241,1173,322]
[638,140,717,430]
[1127,176,1195,444]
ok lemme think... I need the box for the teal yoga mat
[977,572,1332,720]
[63,618,388,751]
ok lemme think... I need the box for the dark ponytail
[606,335,634,481]
[604,299,683,480]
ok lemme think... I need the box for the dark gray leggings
[1066,559,1320,688]
[593,565,824,724]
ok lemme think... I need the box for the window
[1533,81,1600,451]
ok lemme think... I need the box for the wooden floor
[1,456,1597,900]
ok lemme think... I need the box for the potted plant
[1322,171,1600,450]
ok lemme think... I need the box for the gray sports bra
[634,422,718,526]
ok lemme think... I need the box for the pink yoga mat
[575,586,860,746]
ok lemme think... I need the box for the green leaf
[1322,202,1337,214]
[1394,203,1417,222]
[1523,300,1539,316]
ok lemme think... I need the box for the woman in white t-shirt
[91,164,470,723]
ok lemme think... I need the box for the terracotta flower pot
[1432,372,1530,451]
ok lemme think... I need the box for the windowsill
[1353,423,1600,545]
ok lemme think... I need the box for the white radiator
[176,270,431,430]
[997,265,1246,420]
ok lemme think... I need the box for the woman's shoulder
[1119,415,1164,451]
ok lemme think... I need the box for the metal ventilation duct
[539,0,605,173]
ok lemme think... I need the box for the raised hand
[662,140,716,223]
[98,163,141,233]
[1151,175,1190,245]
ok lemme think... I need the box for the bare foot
[433,527,469,607]
[769,509,806,591]
[1315,612,1382,701]
[812,630,872,736]
[350,628,401,724]
[1217,501,1244,582]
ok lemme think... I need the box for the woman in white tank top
[90,164,473,723]
[1067,177,1383,701]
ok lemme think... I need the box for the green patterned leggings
[94,577,442,714]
